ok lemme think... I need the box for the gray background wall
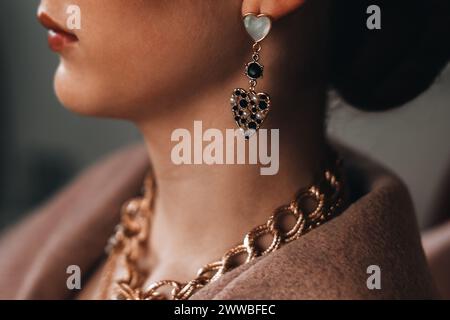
[0,1,449,230]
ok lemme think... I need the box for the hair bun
[330,0,450,111]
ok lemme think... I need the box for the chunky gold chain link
[102,161,345,300]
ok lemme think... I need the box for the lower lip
[47,30,78,52]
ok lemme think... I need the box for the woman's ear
[242,0,306,20]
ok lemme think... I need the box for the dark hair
[330,0,450,111]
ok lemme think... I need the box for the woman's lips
[38,12,78,52]
[47,29,78,52]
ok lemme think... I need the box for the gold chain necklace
[100,160,345,300]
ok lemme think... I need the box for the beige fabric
[0,144,436,299]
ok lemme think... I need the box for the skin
[37,0,437,299]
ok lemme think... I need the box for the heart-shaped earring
[230,13,273,139]
[243,14,272,42]
[231,89,271,137]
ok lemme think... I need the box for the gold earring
[230,13,272,139]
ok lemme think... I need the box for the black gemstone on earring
[251,114,256,120]
[239,100,248,108]
[252,107,257,113]
[259,101,268,110]
[240,118,247,124]
[256,119,262,124]
[260,94,267,100]
[235,90,241,96]
[246,62,263,79]
[248,122,257,130]
[250,100,255,105]
[232,106,238,111]
[241,92,247,99]
[238,110,243,116]
[234,116,240,121]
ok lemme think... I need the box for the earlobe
[242,0,306,20]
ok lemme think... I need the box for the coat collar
[0,144,414,299]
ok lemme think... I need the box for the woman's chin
[54,86,96,117]
[53,68,124,119]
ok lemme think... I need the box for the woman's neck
[135,70,330,281]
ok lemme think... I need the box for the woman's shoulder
[194,159,436,300]
[0,144,149,299]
